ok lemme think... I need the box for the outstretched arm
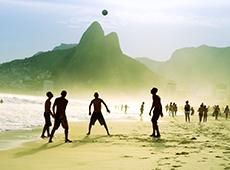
[89,100,93,115]
[102,100,110,113]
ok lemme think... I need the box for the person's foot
[150,134,154,137]
[155,135,161,138]
[65,139,72,143]
[48,140,53,143]
[107,133,111,136]
[41,135,46,138]
[86,132,90,136]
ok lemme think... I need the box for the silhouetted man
[87,92,110,136]
[224,105,229,120]
[198,103,204,123]
[41,91,53,138]
[140,102,145,121]
[49,90,72,143]
[149,87,163,137]
[184,100,190,122]
[203,105,208,122]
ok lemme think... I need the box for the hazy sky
[1,0,230,63]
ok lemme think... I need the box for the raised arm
[102,99,110,113]
[89,100,93,115]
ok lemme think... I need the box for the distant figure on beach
[87,92,110,136]
[124,104,128,114]
[184,100,190,122]
[121,104,124,111]
[165,104,169,114]
[41,91,53,138]
[169,102,173,116]
[203,105,208,122]
[224,105,229,120]
[213,105,220,120]
[149,87,163,138]
[0,99,3,104]
[191,107,194,116]
[140,102,145,121]
[49,90,72,143]
[173,103,178,116]
[198,103,204,123]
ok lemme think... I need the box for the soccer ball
[102,9,108,16]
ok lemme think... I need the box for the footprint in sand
[172,165,182,168]
[215,155,222,158]
[121,155,133,158]
[139,157,150,159]
[158,162,170,166]
[175,152,189,155]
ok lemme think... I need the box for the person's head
[46,91,53,99]
[61,90,67,97]
[142,102,145,104]
[94,92,99,98]
[186,100,189,104]
[151,87,158,95]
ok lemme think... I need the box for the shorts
[151,108,161,123]
[53,115,69,130]
[44,112,52,127]
[185,111,190,115]
[90,112,106,126]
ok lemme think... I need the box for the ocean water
[0,93,144,132]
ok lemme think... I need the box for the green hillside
[137,45,230,102]
[0,21,158,94]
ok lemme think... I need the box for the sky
[1,0,230,63]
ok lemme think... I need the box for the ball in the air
[102,9,108,16]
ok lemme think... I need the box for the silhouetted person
[41,91,53,138]
[87,92,110,136]
[121,104,124,111]
[184,100,190,122]
[198,103,204,123]
[140,102,145,121]
[203,105,208,122]
[224,105,229,120]
[0,99,3,104]
[165,104,169,113]
[49,90,72,143]
[149,87,163,138]
[124,104,128,114]
[169,102,173,116]
[173,103,178,116]
[191,107,194,116]
[214,105,220,120]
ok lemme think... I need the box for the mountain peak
[79,21,104,45]
[105,32,122,53]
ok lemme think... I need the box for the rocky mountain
[0,22,158,94]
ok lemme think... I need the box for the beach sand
[1,116,230,170]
